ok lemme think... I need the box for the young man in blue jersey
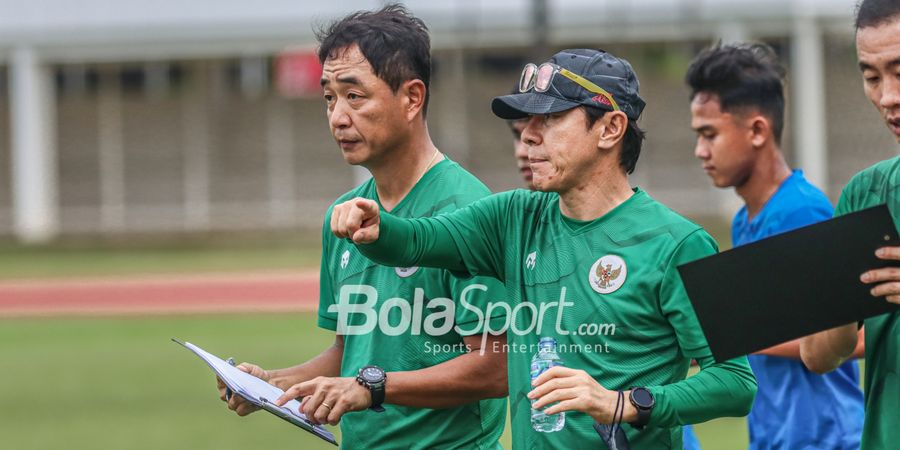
[801,1,900,448]
[687,42,864,450]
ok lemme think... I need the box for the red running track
[0,270,321,317]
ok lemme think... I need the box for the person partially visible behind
[801,1,900,449]
[507,113,533,189]
[508,117,533,189]
[687,42,864,450]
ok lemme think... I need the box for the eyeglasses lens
[535,64,555,92]
[519,64,537,93]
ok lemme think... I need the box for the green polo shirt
[318,159,506,450]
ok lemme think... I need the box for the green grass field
[0,234,322,280]
[0,225,750,449]
[0,313,750,449]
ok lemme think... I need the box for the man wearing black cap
[330,48,757,449]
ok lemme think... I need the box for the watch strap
[369,381,385,412]
[629,388,653,429]
[632,404,651,429]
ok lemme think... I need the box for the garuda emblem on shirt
[589,255,627,294]
[597,264,621,288]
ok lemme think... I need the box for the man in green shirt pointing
[332,48,757,449]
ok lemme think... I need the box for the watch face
[632,388,654,408]
[362,366,384,383]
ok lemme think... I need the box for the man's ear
[401,79,427,122]
[748,114,771,148]
[596,111,629,150]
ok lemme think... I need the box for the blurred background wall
[0,0,896,243]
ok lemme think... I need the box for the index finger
[274,380,316,407]
[528,374,578,400]
[347,199,375,235]
[876,246,900,260]
[355,198,379,216]
[532,365,577,387]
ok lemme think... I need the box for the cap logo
[592,94,613,107]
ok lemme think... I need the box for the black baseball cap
[492,49,646,121]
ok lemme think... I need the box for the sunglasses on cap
[518,62,620,112]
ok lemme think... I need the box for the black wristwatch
[356,365,386,413]
[628,387,655,429]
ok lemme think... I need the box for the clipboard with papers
[173,338,338,446]
[678,204,900,363]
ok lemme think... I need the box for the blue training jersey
[734,170,864,450]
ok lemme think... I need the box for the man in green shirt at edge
[801,1,900,448]
[217,5,509,449]
[331,48,757,449]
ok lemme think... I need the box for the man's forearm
[359,212,469,273]
[648,355,757,427]
[800,323,859,374]
[268,338,344,390]
[384,333,508,408]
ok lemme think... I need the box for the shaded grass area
[0,233,321,280]
[0,313,753,450]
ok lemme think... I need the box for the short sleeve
[658,229,719,359]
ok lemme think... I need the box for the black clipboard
[678,204,900,362]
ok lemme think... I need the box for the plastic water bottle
[530,336,565,432]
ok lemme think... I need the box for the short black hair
[685,42,786,144]
[856,0,900,29]
[315,3,432,116]
[584,107,646,175]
